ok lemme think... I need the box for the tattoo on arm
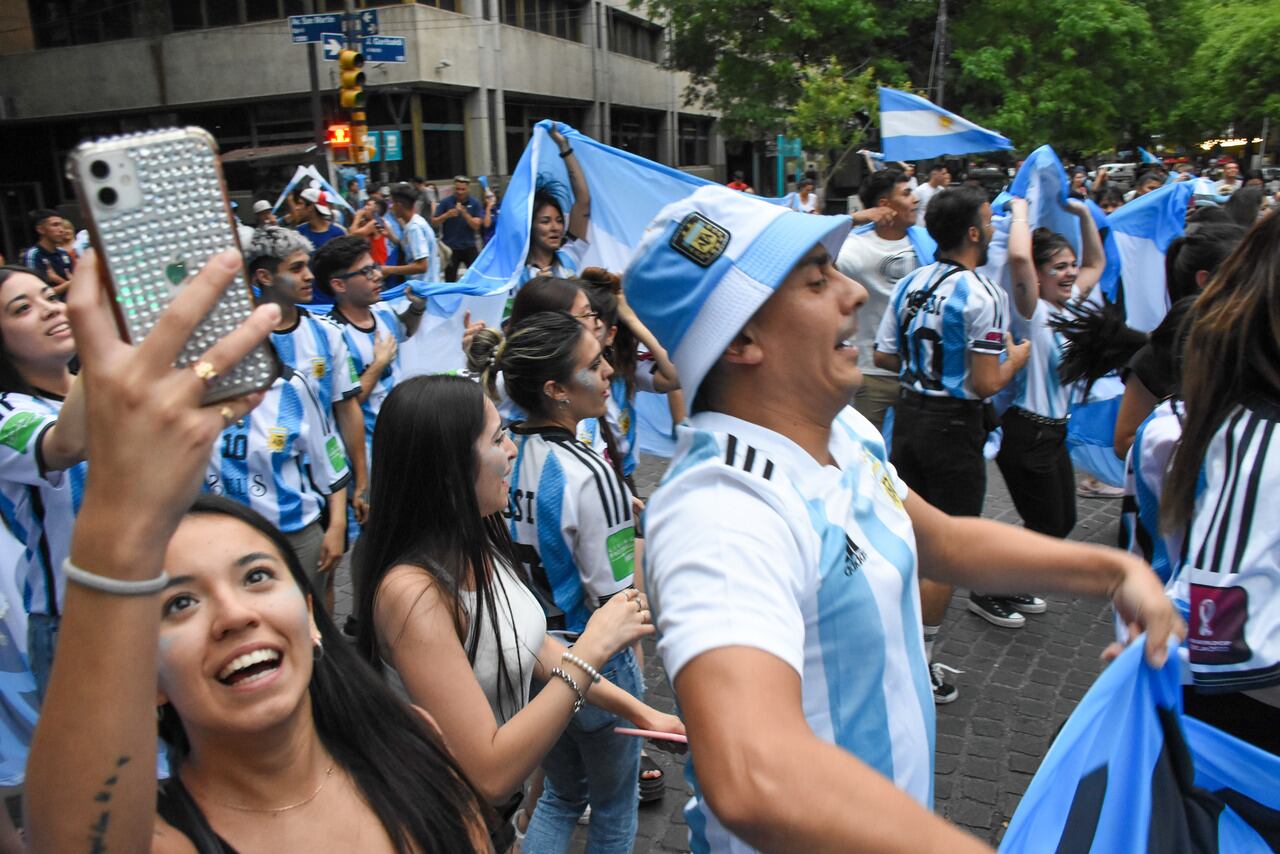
[88,756,131,853]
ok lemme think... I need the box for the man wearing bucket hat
[626,185,1182,852]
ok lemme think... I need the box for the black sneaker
[1004,594,1047,614]
[968,594,1026,628]
[930,662,960,704]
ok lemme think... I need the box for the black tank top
[156,776,240,854]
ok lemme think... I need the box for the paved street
[334,454,1125,851]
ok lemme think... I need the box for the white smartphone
[66,127,279,403]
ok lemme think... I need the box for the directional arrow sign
[289,13,343,44]
[321,33,344,61]
[356,9,379,35]
[363,35,406,63]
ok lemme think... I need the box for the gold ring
[219,405,235,426]
[193,360,219,384]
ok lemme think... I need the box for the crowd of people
[0,130,1275,854]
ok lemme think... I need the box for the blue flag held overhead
[1138,146,1162,165]
[878,87,1014,161]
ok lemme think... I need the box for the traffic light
[338,49,365,109]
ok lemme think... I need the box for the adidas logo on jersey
[844,535,867,576]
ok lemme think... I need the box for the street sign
[365,131,380,162]
[363,35,406,63]
[320,33,343,61]
[289,13,342,44]
[355,9,379,35]
[382,130,403,161]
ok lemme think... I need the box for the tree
[1181,0,1280,138]
[948,0,1196,153]
[786,62,879,184]
[638,0,935,141]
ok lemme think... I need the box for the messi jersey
[876,261,1009,400]
[0,393,85,617]
[270,308,361,412]
[329,304,407,450]
[645,408,933,852]
[204,369,351,533]
[505,424,635,638]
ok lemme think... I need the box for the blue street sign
[363,35,406,63]
[320,33,343,61]
[289,13,343,44]
[365,131,380,162]
[355,9,379,35]
[382,131,403,161]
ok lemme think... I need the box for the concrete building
[0,0,723,259]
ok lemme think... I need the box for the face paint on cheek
[575,368,598,392]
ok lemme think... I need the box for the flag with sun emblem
[879,87,1014,161]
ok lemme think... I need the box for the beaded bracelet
[561,651,602,684]
[63,558,170,596]
[550,667,584,714]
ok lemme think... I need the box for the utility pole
[306,0,325,147]
[926,0,948,107]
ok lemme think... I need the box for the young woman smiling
[471,311,652,853]
[355,374,680,843]
[25,251,488,853]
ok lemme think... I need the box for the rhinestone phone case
[66,127,279,403]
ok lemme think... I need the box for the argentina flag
[1001,638,1280,853]
[1107,180,1195,333]
[878,87,1014,162]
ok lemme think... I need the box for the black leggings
[996,408,1076,538]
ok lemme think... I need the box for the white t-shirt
[646,408,933,852]
[835,228,920,376]
[913,182,945,217]
[1010,299,1070,419]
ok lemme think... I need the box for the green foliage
[639,0,934,140]
[643,0,1258,154]
[787,63,880,179]
[1181,0,1280,133]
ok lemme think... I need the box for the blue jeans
[522,647,643,854]
[27,612,59,702]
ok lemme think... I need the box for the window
[679,115,712,166]
[501,0,582,42]
[610,108,660,161]
[504,99,588,168]
[607,9,661,62]
[168,0,392,31]
[28,0,140,47]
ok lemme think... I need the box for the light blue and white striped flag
[878,87,1014,162]
[1108,180,1195,333]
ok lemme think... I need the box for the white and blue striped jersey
[203,369,351,533]
[270,309,361,410]
[0,393,84,617]
[1120,400,1184,587]
[330,304,407,450]
[396,213,440,282]
[1010,300,1069,419]
[875,261,1009,400]
[505,424,635,639]
[1173,400,1280,694]
[514,238,587,290]
[645,408,934,851]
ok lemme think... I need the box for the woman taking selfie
[26,252,489,853]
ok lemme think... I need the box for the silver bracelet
[63,558,170,596]
[561,651,602,684]
[550,667,584,714]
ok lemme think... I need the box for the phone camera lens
[98,187,118,206]
[90,160,110,180]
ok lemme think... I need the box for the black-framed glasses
[573,309,600,322]
[337,264,381,280]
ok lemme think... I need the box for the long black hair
[0,265,61,396]
[162,494,488,854]
[355,375,528,721]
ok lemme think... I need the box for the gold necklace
[194,764,336,816]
